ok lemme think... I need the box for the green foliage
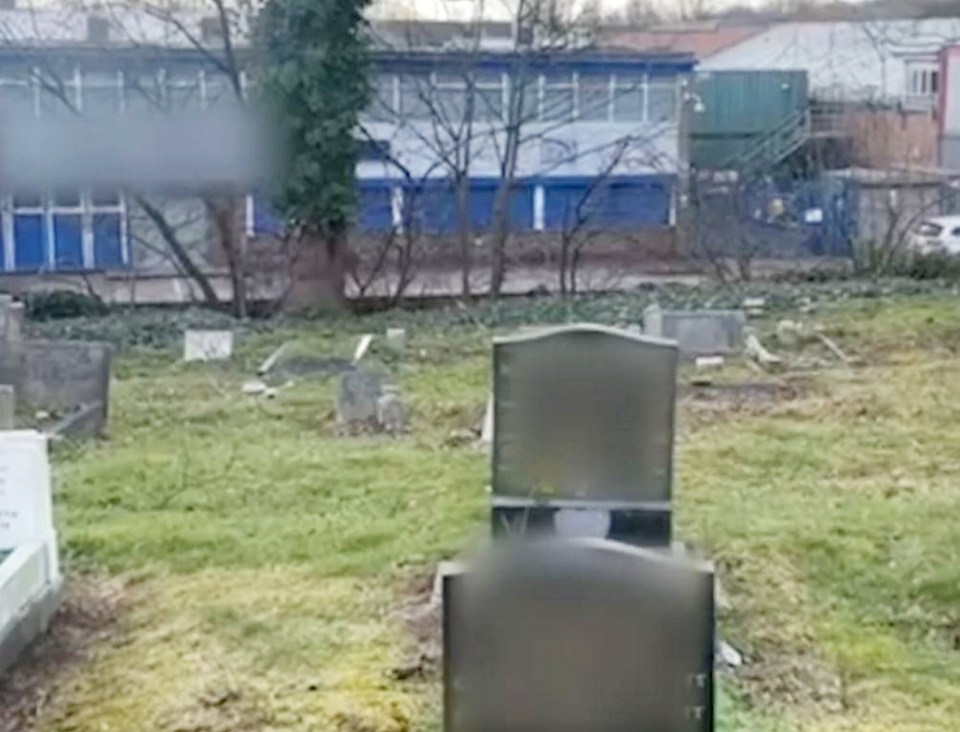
[25,289,109,321]
[905,252,960,281]
[256,0,371,234]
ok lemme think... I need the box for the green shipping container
[690,69,809,168]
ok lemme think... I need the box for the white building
[702,19,960,109]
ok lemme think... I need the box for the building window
[577,71,611,121]
[542,71,574,122]
[475,70,504,122]
[3,190,127,272]
[434,70,467,123]
[399,72,432,120]
[647,82,677,123]
[907,62,940,108]
[612,73,644,122]
[366,73,397,122]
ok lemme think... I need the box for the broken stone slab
[775,319,805,348]
[716,640,743,669]
[46,402,104,441]
[353,334,374,364]
[643,304,746,357]
[257,342,291,376]
[743,297,766,318]
[745,334,783,369]
[695,356,725,371]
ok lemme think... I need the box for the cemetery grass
[25,294,960,731]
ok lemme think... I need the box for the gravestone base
[491,499,672,548]
[0,544,63,677]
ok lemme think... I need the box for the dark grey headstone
[492,324,678,504]
[336,370,384,426]
[444,539,714,732]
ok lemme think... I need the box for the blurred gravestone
[336,370,384,428]
[0,341,112,438]
[643,305,746,358]
[491,324,678,546]
[443,539,714,732]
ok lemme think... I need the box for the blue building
[352,49,695,236]
[0,5,694,282]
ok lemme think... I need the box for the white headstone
[0,431,53,552]
[184,330,234,362]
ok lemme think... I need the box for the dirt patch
[391,570,441,683]
[681,378,812,426]
[0,575,127,732]
[739,648,845,716]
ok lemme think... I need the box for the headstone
[0,340,112,437]
[376,385,408,434]
[443,539,714,732]
[183,330,234,362]
[0,430,62,676]
[0,300,24,342]
[0,385,14,430]
[386,328,407,354]
[643,305,746,358]
[0,431,58,578]
[491,324,678,546]
[336,370,383,427]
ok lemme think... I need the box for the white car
[909,216,960,255]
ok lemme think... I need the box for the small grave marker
[643,305,746,358]
[336,370,383,427]
[443,539,714,731]
[183,330,234,362]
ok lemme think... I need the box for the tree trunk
[137,195,221,308]
[284,227,350,311]
[207,197,247,318]
[455,174,473,298]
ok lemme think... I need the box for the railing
[718,109,811,172]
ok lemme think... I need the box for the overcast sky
[369,0,841,21]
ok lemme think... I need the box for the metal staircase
[717,109,811,172]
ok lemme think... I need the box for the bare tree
[0,1,255,315]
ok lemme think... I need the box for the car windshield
[917,222,944,236]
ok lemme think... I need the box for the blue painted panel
[252,195,282,236]
[545,178,671,230]
[406,182,458,235]
[467,182,535,232]
[358,186,394,232]
[53,214,83,269]
[14,214,45,271]
[93,213,124,267]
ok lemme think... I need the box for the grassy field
[9,292,960,731]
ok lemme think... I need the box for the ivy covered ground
[6,282,960,731]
